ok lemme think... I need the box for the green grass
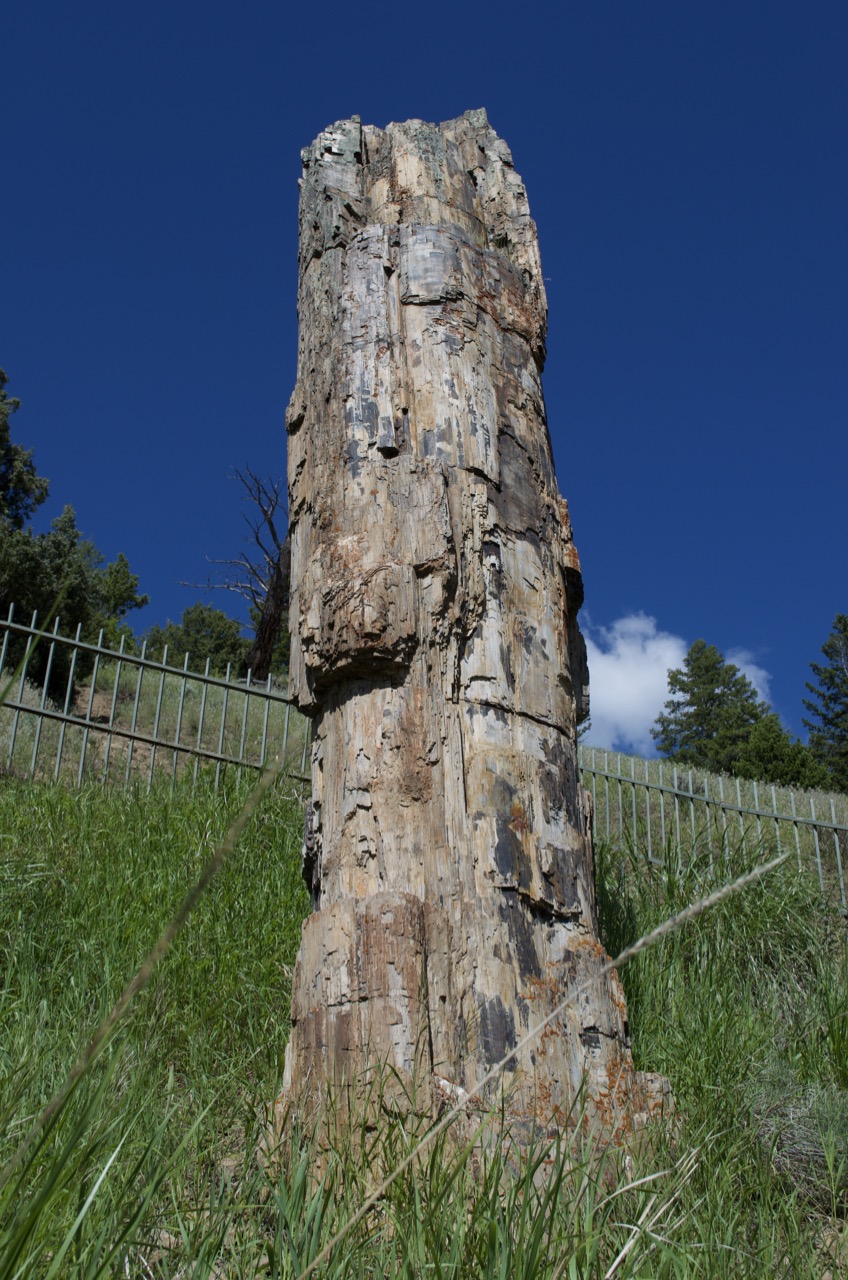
[0,770,309,1276]
[596,836,848,1273]
[1,772,847,1276]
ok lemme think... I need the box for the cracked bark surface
[280,109,645,1138]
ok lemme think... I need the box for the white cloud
[583,613,687,756]
[726,649,772,705]
[582,615,774,756]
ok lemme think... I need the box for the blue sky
[3,1,846,752]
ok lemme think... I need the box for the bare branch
[189,467,292,680]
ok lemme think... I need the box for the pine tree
[651,639,767,774]
[0,369,49,528]
[736,713,829,790]
[803,615,848,792]
[94,552,150,648]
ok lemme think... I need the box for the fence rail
[578,746,847,906]
[2,607,846,902]
[0,607,311,791]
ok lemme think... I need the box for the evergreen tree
[735,713,829,790]
[0,505,105,693]
[94,552,150,649]
[99,552,149,621]
[651,639,767,774]
[0,506,147,639]
[803,614,848,792]
[0,505,101,630]
[0,369,49,528]
[144,604,249,675]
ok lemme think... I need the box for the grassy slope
[0,773,846,1276]
[0,772,310,1275]
[597,840,848,1272]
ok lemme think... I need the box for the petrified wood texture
[282,109,640,1135]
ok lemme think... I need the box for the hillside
[1,766,846,1275]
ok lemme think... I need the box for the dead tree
[187,468,290,681]
[242,533,289,682]
[280,111,649,1137]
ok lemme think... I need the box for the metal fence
[578,745,848,907]
[0,606,311,791]
[2,607,846,902]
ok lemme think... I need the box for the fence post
[147,644,169,793]
[171,652,191,788]
[753,780,763,852]
[735,777,746,855]
[76,627,105,787]
[830,797,846,910]
[718,774,729,867]
[673,764,681,856]
[604,750,610,841]
[0,603,14,682]
[238,670,252,777]
[101,633,127,783]
[630,756,637,850]
[259,673,272,768]
[31,617,61,780]
[789,790,802,872]
[54,622,83,783]
[300,714,310,775]
[771,785,781,861]
[810,795,824,894]
[590,755,598,838]
[215,662,232,791]
[124,639,147,785]
[192,657,212,789]
[7,610,39,770]
[280,700,291,772]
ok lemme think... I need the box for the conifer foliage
[144,603,249,676]
[651,640,767,774]
[651,639,826,786]
[803,614,848,792]
[0,368,48,527]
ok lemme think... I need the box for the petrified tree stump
[281,110,641,1137]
